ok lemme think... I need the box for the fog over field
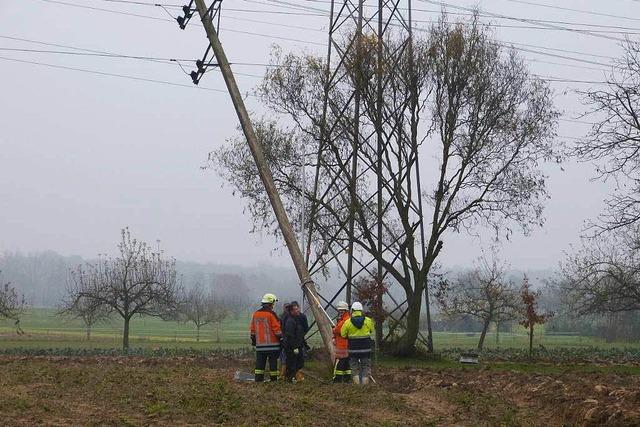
[0,0,624,274]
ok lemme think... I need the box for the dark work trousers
[333,357,352,383]
[284,347,304,381]
[255,350,280,382]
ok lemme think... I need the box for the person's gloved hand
[293,348,300,355]
[251,335,256,347]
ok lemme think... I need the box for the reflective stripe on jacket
[333,312,350,359]
[250,307,282,352]
[340,310,374,355]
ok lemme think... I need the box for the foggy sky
[0,0,632,270]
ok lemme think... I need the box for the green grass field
[1,308,639,351]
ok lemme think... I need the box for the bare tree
[520,276,553,359]
[435,256,520,351]
[209,14,559,355]
[560,226,640,315]
[179,283,228,342]
[574,40,640,233]
[58,291,110,341]
[0,271,27,321]
[68,228,182,351]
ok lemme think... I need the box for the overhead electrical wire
[38,0,173,21]
[26,0,620,68]
[0,55,227,91]
[501,0,640,23]
[0,47,194,63]
[417,0,627,42]
[1,42,612,86]
[84,0,640,34]
[37,0,640,37]
[19,0,625,85]
[1,33,614,77]
[32,0,327,45]
[32,0,640,40]
[89,0,182,7]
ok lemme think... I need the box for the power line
[32,0,326,45]
[502,0,640,23]
[2,45,610,86]
[533,75,609,85]
[0,47,194,62]
[24,0,620,74]
[1,37,612,76]
[0,34,315,68]
[250,0,640,33]
[0,55,227,91]
[37,0,173,22]
[44,0,640,36]
[418,0,627,43]
[89,0,182,7]
[508,41,615,61]
[0,35,196,74]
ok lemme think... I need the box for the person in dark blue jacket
[282,302,307,382]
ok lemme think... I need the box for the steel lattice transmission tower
[303,0,432,348]
[177,0,433,352]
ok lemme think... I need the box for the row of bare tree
[0,229,245,350]
[434,254,552,356]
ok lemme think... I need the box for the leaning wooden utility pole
[192,0,335,362]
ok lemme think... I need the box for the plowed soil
[0,356,638,426]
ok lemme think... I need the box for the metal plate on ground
[233,371,255,382]
[459,353,479,364]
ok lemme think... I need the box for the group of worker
[250,293,375,384]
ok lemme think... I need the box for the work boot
[352,374,361,385]
[362,376,370,385]
[295,370,305,382]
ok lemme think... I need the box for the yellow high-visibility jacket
[340,310,374,355]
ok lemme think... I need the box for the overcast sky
[0,0,635,270]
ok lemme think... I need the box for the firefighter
[340,301,375,385]
[332,301,351,383]
[250,293,282,382]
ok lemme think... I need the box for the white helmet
[351,301,364,311]
[337,301,349,311]
[261,293,278,304]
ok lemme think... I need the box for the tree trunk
[477,317,491,352]
[529,324,534,359]
[424,285,434,353]
[123,316,130,352]
[374,289,383,346]
[196,324,200,342]
[395,290,422,356]
[86,324,91,342]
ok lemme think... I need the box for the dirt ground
[0,356,638,426]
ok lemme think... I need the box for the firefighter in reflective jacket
[332,301,352,383]
[340,302,375,385]
[250,293,282,382]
